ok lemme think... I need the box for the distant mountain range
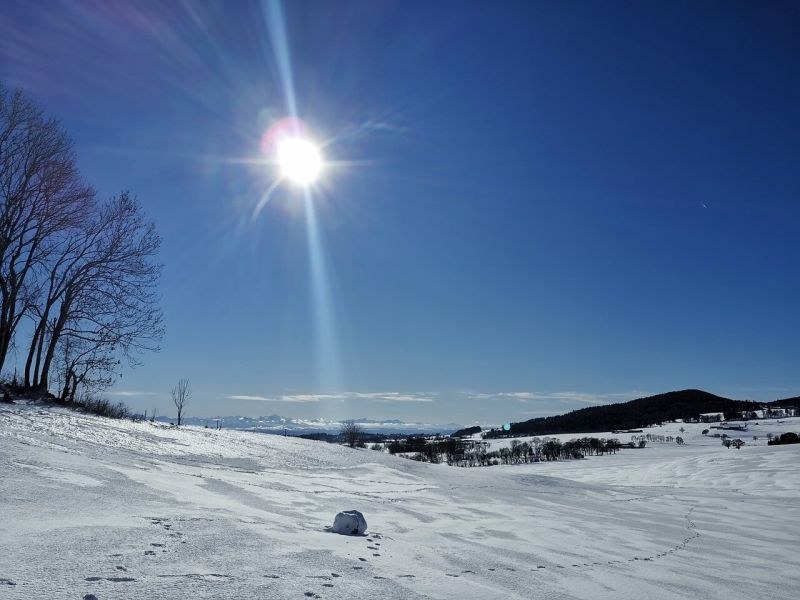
[499,389,798,437]
[156,414,461,435]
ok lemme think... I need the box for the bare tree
[0,84,94,373]
[340,420,363,448]
[171,378,190,426]
[53,335,118,403]
[30,192,163,392]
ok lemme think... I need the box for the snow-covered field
[482,417,800,451]
[1,402,798,599]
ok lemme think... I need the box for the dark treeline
[0,85,162,403]
[770,397,800,409]
[492,390,764,438]
[450,425,481,438]
[388,436,629,466]
[768,432,800,446]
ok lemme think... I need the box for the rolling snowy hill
[1,401,798,599]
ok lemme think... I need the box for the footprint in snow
[144,550,156,555]
[303,593,320,599]
[0,579,16,586]
[264,574,280,579]
[372,553,381,557]
[323,583,334,587]
[445,573,460,578]
[352,566,363,570]
[331,573,340,578]
[398,574,415,578]
[358,557,367,562]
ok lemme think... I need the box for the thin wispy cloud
[225,392,436,403]
[466,390,648,405]
[108,390,158,397]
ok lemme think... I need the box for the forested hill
[502,389,761,437]
[771,396,800,408]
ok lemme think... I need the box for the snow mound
[332,510,367,535]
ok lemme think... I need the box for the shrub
[77,396,130,419]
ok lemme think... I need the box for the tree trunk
[38,298,71,393]
[23,319,45,388]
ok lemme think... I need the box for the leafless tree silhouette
[340,420,363,448]
[0,83,163,402]
[0,84,93,373]
[171,378,191,426]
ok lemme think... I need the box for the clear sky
[1,1,798,424]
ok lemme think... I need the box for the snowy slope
[1,402,798,599]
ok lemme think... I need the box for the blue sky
[1,1,798,424]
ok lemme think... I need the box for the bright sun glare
[277,137,323,186]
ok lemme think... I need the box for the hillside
[770,396,800,409]
[501,389,761,437]
[1,400,798,599]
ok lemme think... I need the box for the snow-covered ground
[483,417,800,450]
[1,402,798,599]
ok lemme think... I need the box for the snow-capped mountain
[156,413,461,435]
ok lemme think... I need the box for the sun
[276,137,323,186]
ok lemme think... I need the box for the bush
[77,396,130,419]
